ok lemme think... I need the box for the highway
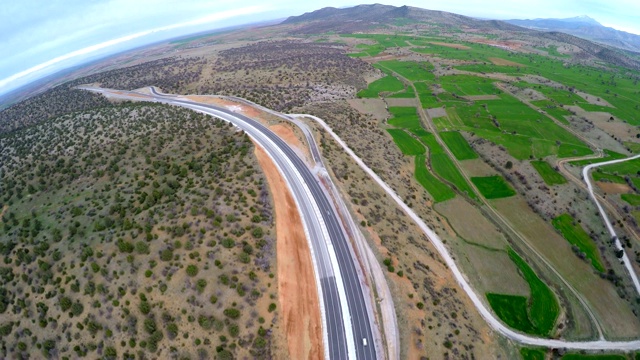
[83,86,378,359]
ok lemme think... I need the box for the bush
[186,265,198,277]
[71,302,84,316]
[160,249,173,262]
[223,308,240,319]
[59,296,72,312]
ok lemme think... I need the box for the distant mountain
[506,16,640,53]
[281,4,523,34]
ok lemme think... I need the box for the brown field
[430,42,471,50]
[346,98,389,120]
[459,158,497,177]
[426,107,447,118]
[255,145,323,360]
[576,91,613,107]
[435,197,506,250]
[464,95,500,101]
[566,105,638,143]
[492,196,640,338]
[384,98,418,107]
[596,181,632,194]
[488,57,527,67]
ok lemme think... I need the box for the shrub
[186,265,198,277]
[223,308,240,319]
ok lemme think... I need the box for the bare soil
[270,123,312,165]
[567,105,638,143]
[430,42,470,50]
[576,91,613,107]
[435,197,506,250]
[254,145,323,360]
[488,57,526,67]
[596,181,632,194]
[347,98,389,121]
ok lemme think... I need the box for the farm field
[415,154,456,202]
[486,248,558,336]
[440,131,478,160]
[531,161,567,185]
[386,128,425,155]
[471,175,516,199]
[552,214,605,272]
[387,106,421,128]
[357,75,405,98]
[621,194,640,206]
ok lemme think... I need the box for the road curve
[82,87,378,359]
[583,154,640,295]
[295,113,640,351]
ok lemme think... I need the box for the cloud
[0,5,267,94]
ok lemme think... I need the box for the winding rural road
[583,154,640,295]
[81,86,378,359]
[296,113,640,351]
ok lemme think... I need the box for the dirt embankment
[254,145,323,360]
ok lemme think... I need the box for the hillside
[507,16,640,53]
[282,4,524,34]
[0,103,279,359]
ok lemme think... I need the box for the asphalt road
[86,87,377,359]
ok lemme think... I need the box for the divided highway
[83,87,378,359]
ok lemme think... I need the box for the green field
[386,129,425,155]
[552,214,605,272]
[598,157,640,176]
[440,131,478,160]
[471,175,516,199]
[415,154,456,202]
[414,82,439,108]
[562,354,627,360]
[570,149,626,166]
[531,161,567,185]
[357,75,405,98]
[387,107,421,128]
[439,74,496,96]
[411,129,478,199]
[592,171,626,184]
[520,348,546,360]
[621,194,640,206]
[486,293,536,333]
[487,248,558,336]
[378,60,435,82]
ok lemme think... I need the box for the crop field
[357,75,405,98]
[486,293,536,333]
[561,355,627,360]
[445,94,592,159]
[411,128,478,199]
[377,60,435,82]
[598,157,640,176]
[388,85,415,98]
[592,171,626,184]
[621,194,640,206]
[415,154,456,202]
[440,131,478,160]
[570,149,626,166]
[439,75,497,96]
[386,128,426,155]
[520,348,546,360]
[486,248,558,336]
[531,161,567,185]
[414,82,439,108]
[387,106,421,128]
[471,175,516,199]
[552,214,605,272]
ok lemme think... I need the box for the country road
[296,112,640,351]
[583,154,640,295]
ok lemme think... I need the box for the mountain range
[506,16,640,53]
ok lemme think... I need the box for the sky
[1,0,639,97]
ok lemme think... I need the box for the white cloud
[0,5,268,94]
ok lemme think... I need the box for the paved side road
[582,154,640,295]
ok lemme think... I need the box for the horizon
[1,1,639,98]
